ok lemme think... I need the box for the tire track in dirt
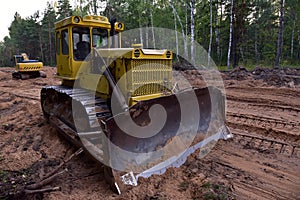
[226,86,300,108]
[199,137,300,200]
[170,71,300,199]
[226,112,300,144]
[226,86,300,141]
[210,84,300,199]
[231,129,300,157]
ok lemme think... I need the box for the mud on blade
[105,86,231,183]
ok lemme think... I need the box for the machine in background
[12,53,46,79]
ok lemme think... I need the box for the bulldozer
[40,15,232,194]
[12,53,46,79]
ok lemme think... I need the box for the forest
[0,0,299,69]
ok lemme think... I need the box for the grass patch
[192,181,233,200]
[217,66,230,71]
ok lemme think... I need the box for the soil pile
[224,66,300,87]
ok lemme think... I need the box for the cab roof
[54,15,111,30]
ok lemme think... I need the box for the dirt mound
[228,66,251,80]
[252,66,300,87]
[223,66,300,87]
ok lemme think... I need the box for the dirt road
[0,66,299,199]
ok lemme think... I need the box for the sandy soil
[0,66,299,200]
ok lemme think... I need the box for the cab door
[56,29,72,77]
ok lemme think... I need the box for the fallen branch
[25,186,61,194]
[42,147,83,180]
[25,147,83,190]
[26,168,68,190]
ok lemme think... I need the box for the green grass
[217,66,230,71]
[191,181,233,200]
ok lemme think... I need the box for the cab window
[56,32,60,55]
[92,28,108,48]
[72,27,90,60]
[61,29,69,55]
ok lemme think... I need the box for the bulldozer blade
[117,125,230,188]
[105,86,232,186]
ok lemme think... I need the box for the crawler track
[41,85,112,161]
[40,85,124,191]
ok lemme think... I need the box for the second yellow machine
[12,53,46,79]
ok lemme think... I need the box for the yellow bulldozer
[12,53,46,79]
[40,15,232,194]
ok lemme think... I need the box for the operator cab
[54,15,124,79]
[14,55,24,63]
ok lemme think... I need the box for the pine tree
[41,2,57,66]
[57,0,73,20]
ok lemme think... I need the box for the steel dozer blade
[105,86,232,191]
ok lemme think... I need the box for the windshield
[92,28,108,48]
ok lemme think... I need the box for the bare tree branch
[25,187,61,194]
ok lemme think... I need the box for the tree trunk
[290,19,295,61]
[298,31,300,61]
[150,8,156,48]
[190,0,195,65]
[275,0,284,68]
[93,0,97,15]
[79,0,83,17]
[232,0,245,68]
[184,1,189,58]
[38,25,44,63]
[255,28,259,64]
[227,0,234,70]
[145,25,149,48]
[208,0,213,67]
[143,0,148,48]
[215,0,221,65]
[173,9,179,58]
[220,0,224,65]
[240,46,244,63]
[254,0,261,64]
[48,21,52,66]
[169,2,188,58]
[139,12,143,46]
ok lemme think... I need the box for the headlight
[74,16,80,23]
[166,51,172,58]
[114,22,124,32]
[134,49,140,58]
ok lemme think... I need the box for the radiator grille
[128,59,172,96]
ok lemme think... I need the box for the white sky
[0,0,65,42]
